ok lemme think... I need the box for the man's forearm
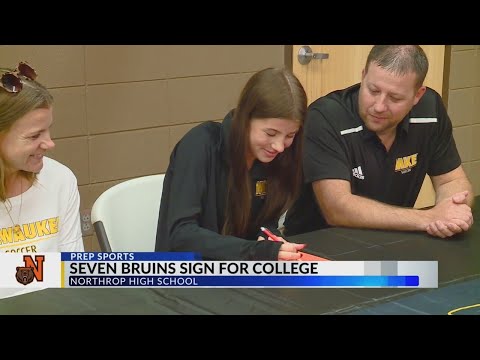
[435,178,474,207]
[322,193,431,232]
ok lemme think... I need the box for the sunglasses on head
[0,61,37,93]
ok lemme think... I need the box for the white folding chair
[91,174,165,252]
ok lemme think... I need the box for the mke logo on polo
[395,153,418,174]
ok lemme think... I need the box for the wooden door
[292,45,446,208]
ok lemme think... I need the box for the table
[1,198,478,315]
[289,200,480,314]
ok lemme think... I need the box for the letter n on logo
[23,255,45,281]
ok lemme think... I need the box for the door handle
[298,45,329,65]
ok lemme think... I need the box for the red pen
[260,227,282,242]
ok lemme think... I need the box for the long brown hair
[223,67,307,238]
[0,64,53,202]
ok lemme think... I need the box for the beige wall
[0,45,285,251]
[448,45,480,202]
[1,45,478,251]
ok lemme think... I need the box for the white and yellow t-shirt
[0,157,84,299]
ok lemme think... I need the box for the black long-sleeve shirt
[155,111,282,260]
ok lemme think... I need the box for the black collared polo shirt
[284,83,461,235]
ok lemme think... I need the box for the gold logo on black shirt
[255,180,267,197]
[395,153,418,174]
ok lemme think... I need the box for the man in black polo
[285,45,474,238]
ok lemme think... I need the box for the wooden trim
[442,45,452,109]
[284,45,293,70]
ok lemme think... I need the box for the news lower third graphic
[0,253,438,289]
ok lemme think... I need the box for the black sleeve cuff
[250,240,282,260]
